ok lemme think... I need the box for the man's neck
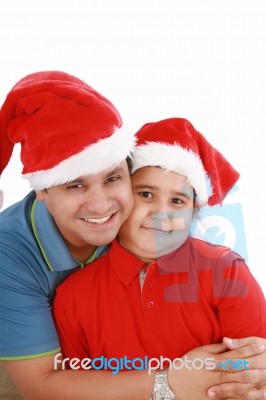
[67,243,97,264]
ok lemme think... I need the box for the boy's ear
[192,201,201,220]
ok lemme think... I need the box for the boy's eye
[171,198,183,204]
[139,191,153,199]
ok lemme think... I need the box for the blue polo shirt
[0,191,108,360]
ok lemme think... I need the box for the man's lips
[80,211,118,225]
[84,215,112,224]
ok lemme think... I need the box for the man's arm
[3,340,265,400]
[3,355,155,400]
[206,337,266,399]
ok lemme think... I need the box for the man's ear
[36,190,46,201]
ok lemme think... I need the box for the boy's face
[37,161,133,259]
[119,166,195,263]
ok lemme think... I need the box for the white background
[0,0,265,294]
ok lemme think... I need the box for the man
[0,70,133,398]
[0,71,265,399]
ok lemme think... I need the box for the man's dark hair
[126,155,133,174]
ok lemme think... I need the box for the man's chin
[86,232,119,247]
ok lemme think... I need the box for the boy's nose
[161,217,185,232]
[152,207,190,231]
[151,210,186,232]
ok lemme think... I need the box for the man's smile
[80,211,119,226]
[83,214,113,224]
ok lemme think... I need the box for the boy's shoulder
[158,237,245,275]
[189,237,245,265]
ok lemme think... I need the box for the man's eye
[66,184,84,190]
[106,175,120,183]
[139,191,153,199]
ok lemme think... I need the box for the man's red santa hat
[0,71,135,191]
[132,118,239,206]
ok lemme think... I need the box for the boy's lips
[142,226,168,234]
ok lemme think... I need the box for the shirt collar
[31,198,108,272]
[156,237,191,274]
[109,239,146,286]
[109,237,191,285]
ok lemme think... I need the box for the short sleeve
[0,250,60,359]
[213,255,266,338]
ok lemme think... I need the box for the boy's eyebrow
[171,190,193,199]
[133,184,158,191]
[171,187,194,199]
[134,184,193,199]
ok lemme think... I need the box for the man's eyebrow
[64,178,85,185]
[63,167,125,185]
[103,167,124,178]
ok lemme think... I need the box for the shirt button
[146,282,153,289]
[146,300,155,309]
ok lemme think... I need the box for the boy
[54,118,266,399]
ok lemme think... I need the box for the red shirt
[53,238,266,367]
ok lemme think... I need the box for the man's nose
[82,187,111,214]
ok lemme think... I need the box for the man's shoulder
[0,192,54,274]
[0,192,36,250]
[0,191,35,224]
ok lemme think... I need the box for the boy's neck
[118,238,156,264]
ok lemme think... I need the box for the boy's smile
[118,166,195,263]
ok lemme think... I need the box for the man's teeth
[84,215,112,224]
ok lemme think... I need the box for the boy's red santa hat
[132,118,239,206]
[0,71,135,191]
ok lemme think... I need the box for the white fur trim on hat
[24,126,135,191]
[132,142,211,204]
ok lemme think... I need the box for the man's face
[118,166,195,263]
[37,161,133,257]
